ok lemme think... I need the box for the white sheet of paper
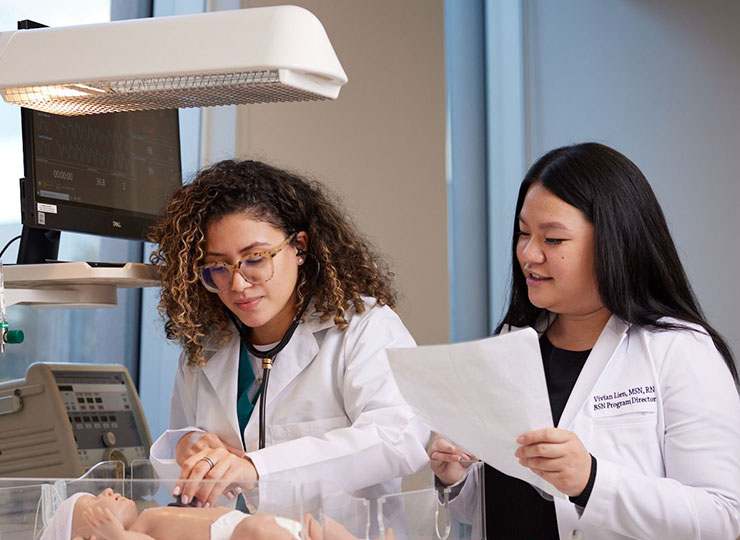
[387,327,564,498]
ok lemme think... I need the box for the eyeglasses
[198,232,297,293]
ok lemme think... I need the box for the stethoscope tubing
[258,367,271,449]
[226,294,312,449]
[224,250,319,450]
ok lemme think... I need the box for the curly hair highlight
[149,159,398,366]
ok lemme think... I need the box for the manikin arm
[83,508,155,540]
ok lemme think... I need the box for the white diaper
[211,511,249,540]
[211,510,302,540]
[274,516,303,539]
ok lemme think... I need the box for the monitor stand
[16,225,60,264]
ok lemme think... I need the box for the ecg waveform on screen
[36,140,133,172]
[34,115,50,133]
[50,117,131,149]
[34,113,179,176]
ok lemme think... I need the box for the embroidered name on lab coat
[591,385,656,417]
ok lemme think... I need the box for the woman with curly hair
[148,159,429,508]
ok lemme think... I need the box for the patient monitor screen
[31,109,181,217]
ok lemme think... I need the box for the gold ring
[199,456,215,471]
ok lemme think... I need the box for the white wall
[237,0,449,345]
[515,0,740,355]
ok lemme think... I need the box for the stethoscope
[225,250,318,450]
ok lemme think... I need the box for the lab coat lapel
[557,315,630,429]
[243,315,334,450]
[262,316,333,404]
[200,333,242,447]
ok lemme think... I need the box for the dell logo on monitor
[112,221,122,228]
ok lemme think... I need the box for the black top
[483,334,592,540]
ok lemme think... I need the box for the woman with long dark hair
[431,143,740,539]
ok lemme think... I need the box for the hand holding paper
[516,427,593,497]
[387,327,565,498]
[428,433,477,486]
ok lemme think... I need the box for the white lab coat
[150,298,430,505]
[449,315,740,540]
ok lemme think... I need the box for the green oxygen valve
[0,261,21,351]
[5,330,24,344]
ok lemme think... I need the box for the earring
[297,257,304,265]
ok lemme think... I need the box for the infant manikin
[40,488,302,540]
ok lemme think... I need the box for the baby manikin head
[72,488,138,538]
[41,488,138,540]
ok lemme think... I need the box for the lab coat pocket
[269,415,350,443]
[589,413,660,472]
[592,412,656,428]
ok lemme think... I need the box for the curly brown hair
[149,159,398,366]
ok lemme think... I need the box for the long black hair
[497,142,737,381]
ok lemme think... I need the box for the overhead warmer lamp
[0,5,348,115]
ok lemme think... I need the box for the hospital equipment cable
[0,234,21,259]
